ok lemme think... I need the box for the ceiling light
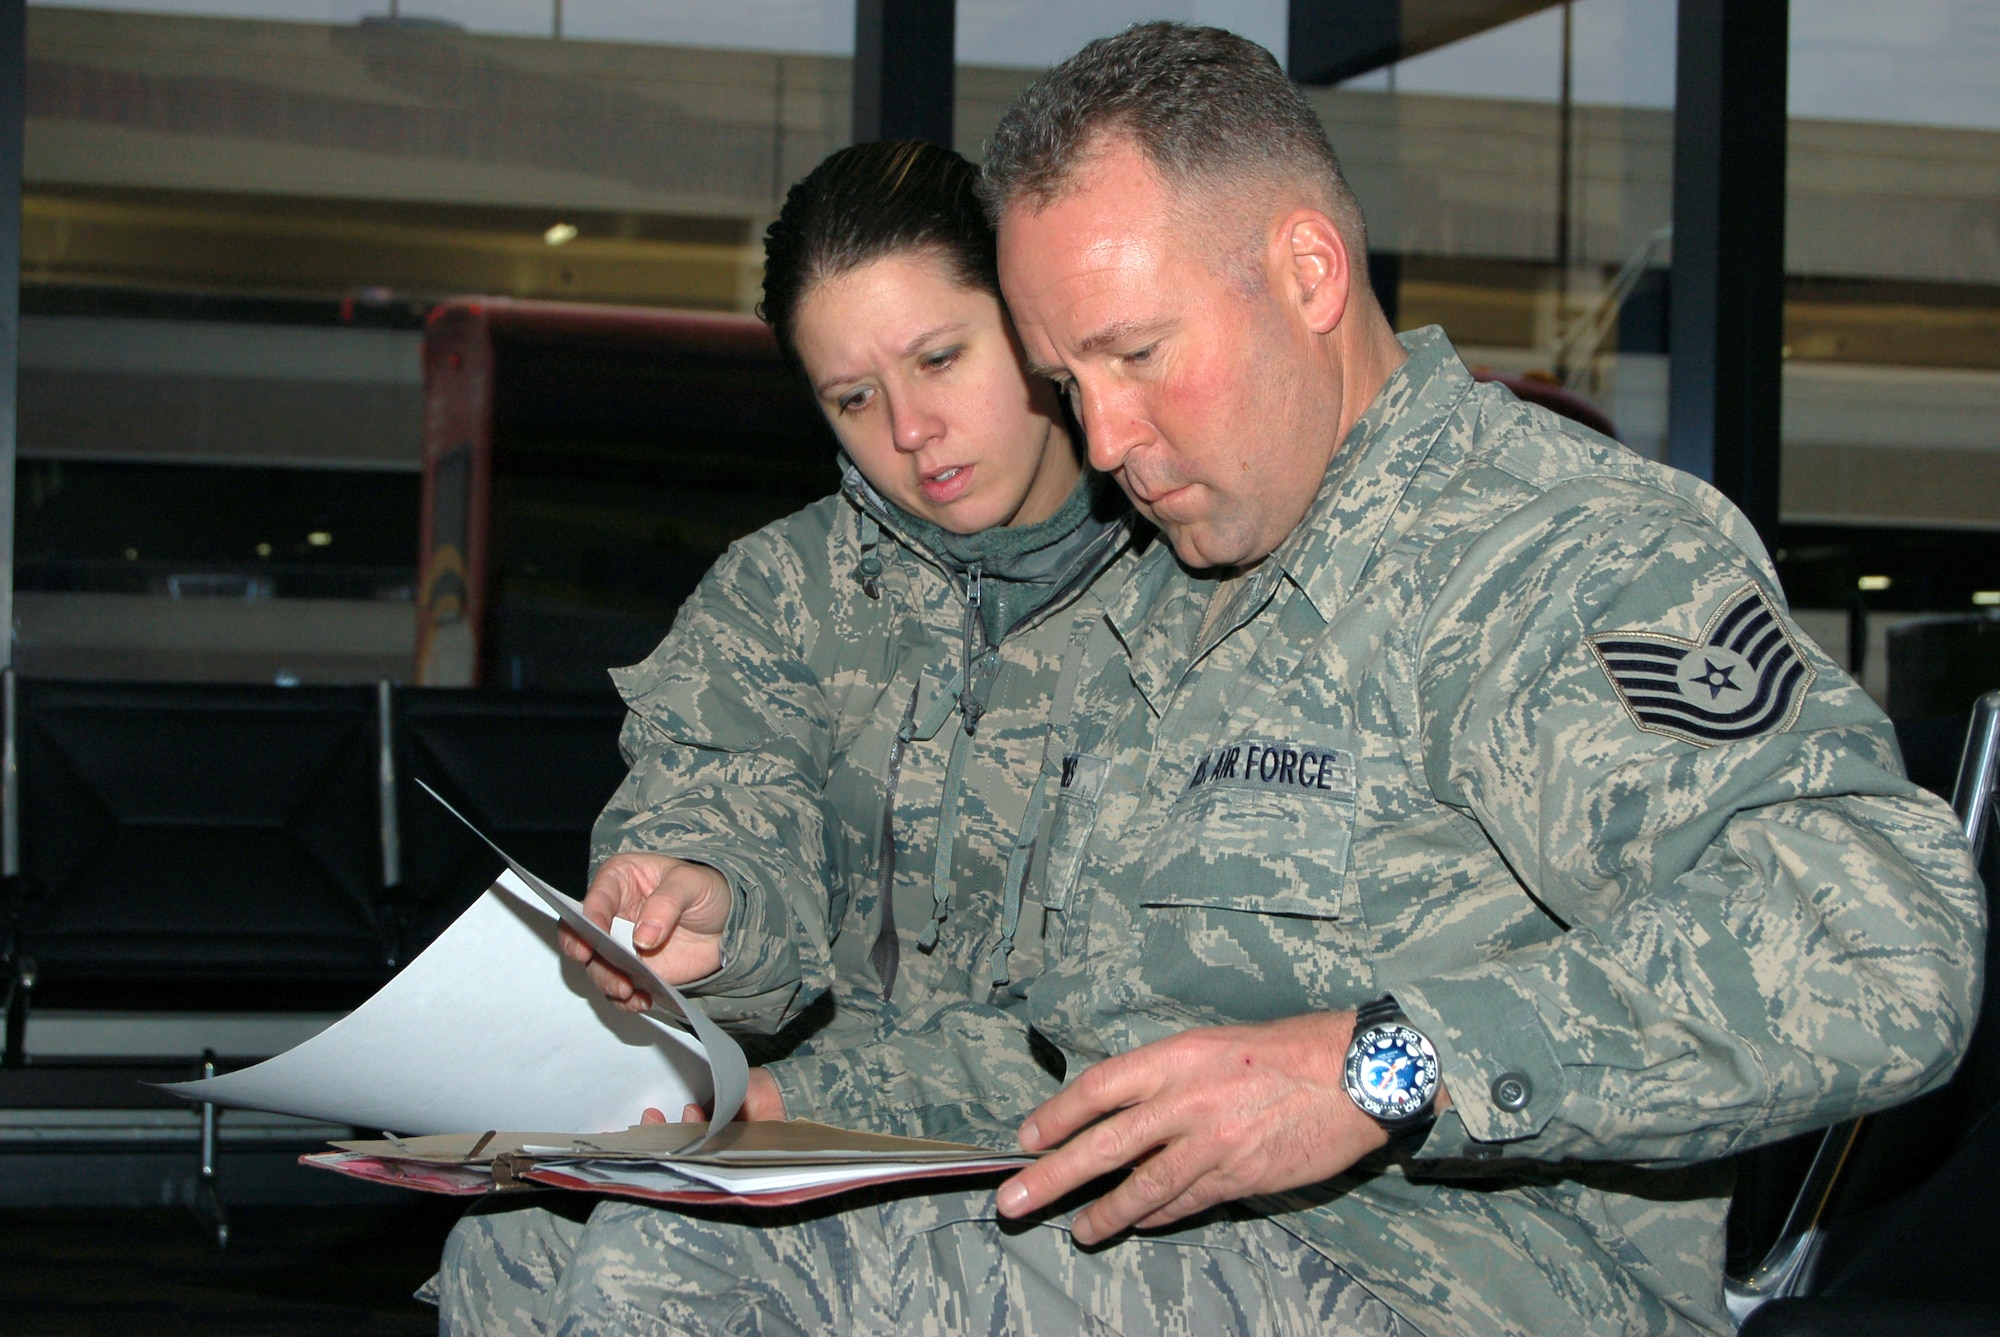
[307,531,333,547]
[1974,591,2000,607]
[544,222,579,246]
[255,542,272,558]
[1856,574,1891,592]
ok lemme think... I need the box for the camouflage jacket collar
[1104,326,1471,711]
[840,456,1144,639]
[1270,324,1469,621]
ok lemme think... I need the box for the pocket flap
[1138,890,1344,920]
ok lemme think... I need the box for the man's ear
[1279,210,1352,336]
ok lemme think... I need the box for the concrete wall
[16,8,1999,536]
[23,8,2000,286]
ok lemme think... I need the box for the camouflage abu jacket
[768,329,1985,1336]
[591,464,1144,1107]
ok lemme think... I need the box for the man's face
[998,143,1341,569]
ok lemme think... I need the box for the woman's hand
[641,1068,788,1125]
[560,853,733,1011]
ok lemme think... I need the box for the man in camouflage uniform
[440,24,1984,1336]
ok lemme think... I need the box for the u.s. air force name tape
[1178,740,1356,800]
[1587,582,1815,748]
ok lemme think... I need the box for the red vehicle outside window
[416,298,836,689]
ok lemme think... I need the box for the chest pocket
[1034,750,1108,914]
[1130,743,1363,1020]
[1142,741,1357,916]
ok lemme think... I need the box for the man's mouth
[1120,471,1187,510]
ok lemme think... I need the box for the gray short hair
[977,22,1368,264]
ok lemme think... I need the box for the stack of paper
[159,785,1031,1208]
[307,1120,1031,1208]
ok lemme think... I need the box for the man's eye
[1126,344,1157,365]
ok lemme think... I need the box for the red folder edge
[302,1151,1018,1208]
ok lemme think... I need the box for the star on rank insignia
[1587,583,1816,748]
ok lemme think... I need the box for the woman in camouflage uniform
[566,140,1146,1123]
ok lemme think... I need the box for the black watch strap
[1353,994,1438,1153]
[1382,1110,1438,1154]
[1356,994,1406,1029]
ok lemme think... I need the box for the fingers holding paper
[563,853,734,1010]
[995,1013,1407,1245]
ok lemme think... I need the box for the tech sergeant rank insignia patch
[1587,582,1816,748]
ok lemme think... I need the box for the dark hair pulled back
[759,140,1000,366]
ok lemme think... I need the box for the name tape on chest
[1587,582,1815,748]
[1179,740,1356,802]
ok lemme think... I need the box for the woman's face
[792,250,1079,534]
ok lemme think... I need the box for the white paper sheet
[159,877,718,1136]
[584,1156,1032,1195]
[414,779,749,1140]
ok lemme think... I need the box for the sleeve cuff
[605,846,815,1031]
[762,1057,816,1123]
[1396,970,1568,1146]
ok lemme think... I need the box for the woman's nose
[888,391,945,453]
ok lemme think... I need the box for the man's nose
[1078,382,1146,473]
[888,391,945,453]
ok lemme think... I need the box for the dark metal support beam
[1667,0,1788,541]
[1288,0,1564,85]
[853,0,955,148]
[0,0,18,671]
[1289,0,1399,85]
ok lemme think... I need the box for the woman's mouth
[920,464,974,504]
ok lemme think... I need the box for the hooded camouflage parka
[591,462,1144,1108]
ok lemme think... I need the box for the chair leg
[3,955,33,1068]
[193,1049,230,1250]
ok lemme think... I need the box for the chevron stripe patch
[1587,583,1816,748]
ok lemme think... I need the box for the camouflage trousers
[433,1186,1413,1336]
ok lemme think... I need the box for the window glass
[1775,0,2000,699]
[1780,2,2000,533]
[21,1,852,685]
[1319,0,1676,463]
[954,1,1286,160]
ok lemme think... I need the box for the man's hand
[995,1011,1445,1244]
[641,1068,788,1125]
[561,853,733,1011]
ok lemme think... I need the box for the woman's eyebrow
[813,369,864,396]
[813,321,971,395]
[899,321,966,357]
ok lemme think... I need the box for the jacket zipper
[868,683,922,1002]
[958,562,985,736]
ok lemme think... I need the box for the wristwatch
[1342,995,1441,1154]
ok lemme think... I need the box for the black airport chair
[1,673,390,1031]
[385,687,630,964]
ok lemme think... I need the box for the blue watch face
[1344,1023,1440,1122]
